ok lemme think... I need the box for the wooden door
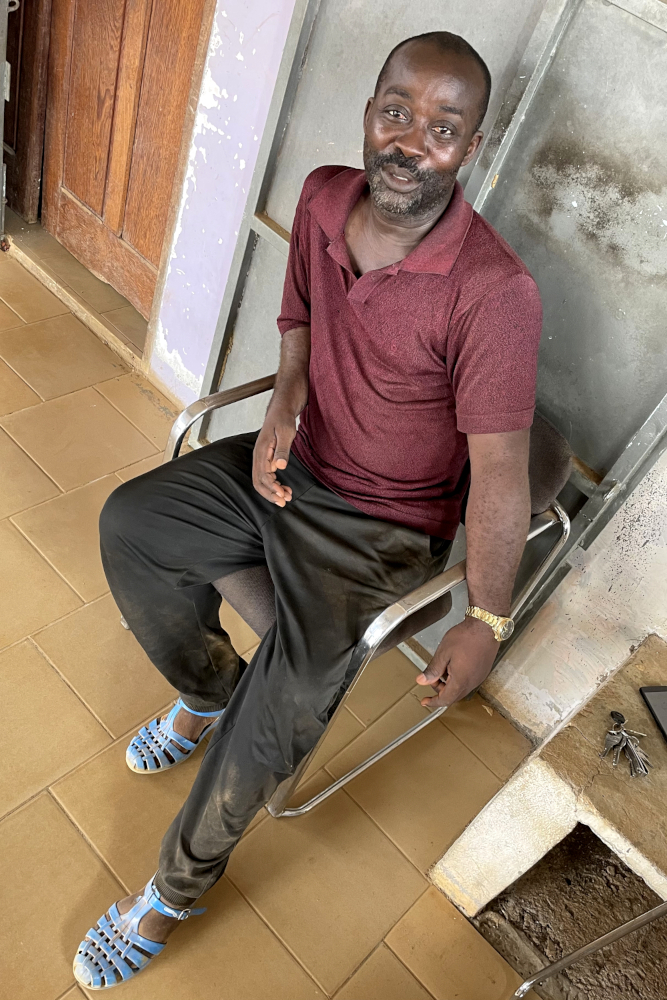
[43,0,208,318]
[4,0,52,223]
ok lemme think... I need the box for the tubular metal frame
[511,897,667,997]
[162,374,570,819]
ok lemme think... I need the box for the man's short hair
[375,32,492,132]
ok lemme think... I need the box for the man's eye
[386,109,405,119]
[433,126,453,136]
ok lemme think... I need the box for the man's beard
[363,137,458,219]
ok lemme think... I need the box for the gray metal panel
[479,0,667,475]
[264,0,549,232]
[208,235,286,441]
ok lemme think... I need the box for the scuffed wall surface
[484,451,667,741]
[149,0,296,404]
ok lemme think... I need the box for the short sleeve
[277,184,312,336]
[450,273,542,434]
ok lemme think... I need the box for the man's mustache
[371,150,429,182]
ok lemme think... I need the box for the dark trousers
[100,432,450,905]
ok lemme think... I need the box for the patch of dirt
[475,824,667,999]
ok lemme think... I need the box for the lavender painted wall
[149,0,297,405]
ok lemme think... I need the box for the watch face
[498,620,514,640]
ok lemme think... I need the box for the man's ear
[363,97,374,132]
[461,130,484,168]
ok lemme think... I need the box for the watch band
[465,605,515,641]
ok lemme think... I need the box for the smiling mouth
[380,163,421,192]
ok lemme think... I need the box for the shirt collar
[308,166,473,277]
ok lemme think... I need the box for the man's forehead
[378,41,484,108]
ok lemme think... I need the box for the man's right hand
[252,325,311,507]
[252,404,298,506]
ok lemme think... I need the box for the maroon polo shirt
[277,166,542,540]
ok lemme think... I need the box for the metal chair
[137,373,571,818]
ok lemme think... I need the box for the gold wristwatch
[465,606,515,642]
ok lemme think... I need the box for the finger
[254,481,285,505]
[265,443,278,473]
[422,675,469,709]
[415,660,448,686]
[272,425,295,470]
[253,435,276,482]
[260,472,286,499]
[420,679,447,708]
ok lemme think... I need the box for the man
[73,31,540,988]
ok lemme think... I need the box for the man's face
[363,41,486,220]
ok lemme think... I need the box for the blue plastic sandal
[126,698,224,773]
[73,876,205,989]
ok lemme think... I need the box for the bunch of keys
[600,711,652,778]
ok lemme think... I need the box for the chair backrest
[529,412,572,515]
[213,412,572,639]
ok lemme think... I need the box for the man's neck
[345,186,454,275]
[365,189,453,252]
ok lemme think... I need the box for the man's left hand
[415,617,499,708]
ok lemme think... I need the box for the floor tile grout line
[0,356,46,406]
[0,591,109,657]
[91,382,171,453]
[0,377,151,423]
[0,420,71,491]
[227,801,431,995]
[322,694,430,776]
[345,677,423,732]
[7,246,128,318]
[0,275,70,325]
[0,446,63,502]
[7,245,145,353]
[324,775,451,882]
[436,711,515,784]
[223,874,335,996]
[331,933,438,1000]
[384,901,442,999]
[404,686,515,783]
[0,350,47,402]
[0,294,25,327]
[9,518,90,604]
[0,698,176,827]
[27,636,117,739]
[53,982,78,1000]
[1,481,64,521]
[383,940,440,1000]
[328,942,387,999]
[47,789,131,896]
[8,470,120,520]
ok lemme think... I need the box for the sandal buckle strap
[176,697,225,718]
[149,881,206,920]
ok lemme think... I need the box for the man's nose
[394,123,427,160]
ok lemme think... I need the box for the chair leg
[267,560,467,818]
[267,504,570,820]
[267,705,447,818]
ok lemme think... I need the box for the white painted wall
[484,451,667,742]
[147,0,297,405]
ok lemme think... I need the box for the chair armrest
[164,374,277,461]
[348,503,570,674]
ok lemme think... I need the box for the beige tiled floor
[4,210,149,356]
[0,251,536,999]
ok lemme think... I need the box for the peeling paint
[153,320,203,396]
